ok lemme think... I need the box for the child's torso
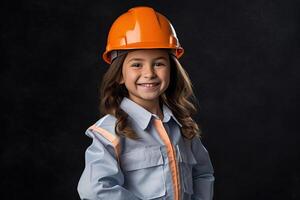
[93,112,197,200]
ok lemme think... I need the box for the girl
[78,6,214,200]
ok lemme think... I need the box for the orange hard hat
[102,6,184,64]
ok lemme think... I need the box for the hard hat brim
[103,44,184,64]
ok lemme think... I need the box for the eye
[154,62,165,67]
[131,63,142,68]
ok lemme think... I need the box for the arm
[191,137,215,200]
[77,130,139,200]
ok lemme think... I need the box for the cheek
[124,70,138,84]
[161,68,171,85]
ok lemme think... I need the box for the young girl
[78,6,214,200]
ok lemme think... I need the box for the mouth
[137,83,160,88]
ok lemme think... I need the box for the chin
[141,96,160,101]
[137,93,161,101]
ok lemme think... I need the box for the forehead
[125,49,169,61]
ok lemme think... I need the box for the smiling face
[120,49,171,107]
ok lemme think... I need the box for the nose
[142,64,156,78]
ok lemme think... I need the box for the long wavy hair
[99,51,201,140]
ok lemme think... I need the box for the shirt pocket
[120,146,166,199]
[176,144,197,195]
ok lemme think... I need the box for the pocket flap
[121,146,164,171]
[177,144,197,165]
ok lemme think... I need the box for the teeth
[140,83,158,87]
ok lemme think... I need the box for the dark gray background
[1,0,299,199]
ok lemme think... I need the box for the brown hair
[99,51,201,140]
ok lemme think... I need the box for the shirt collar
[120,97,182,130]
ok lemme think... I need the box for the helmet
[102,6,184,64]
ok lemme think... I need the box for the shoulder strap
[88,124,121,163]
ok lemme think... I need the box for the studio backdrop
[1,0,299,199]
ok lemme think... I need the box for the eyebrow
[127,56,168,63]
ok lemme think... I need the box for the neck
[128,96,163,120]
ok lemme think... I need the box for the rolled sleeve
[77,130,139,200]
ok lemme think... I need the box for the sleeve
[191,137,215,200]
[77,129,140,200]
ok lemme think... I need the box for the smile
[137,83,160,88]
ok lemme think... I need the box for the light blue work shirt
[78,97,214,200]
